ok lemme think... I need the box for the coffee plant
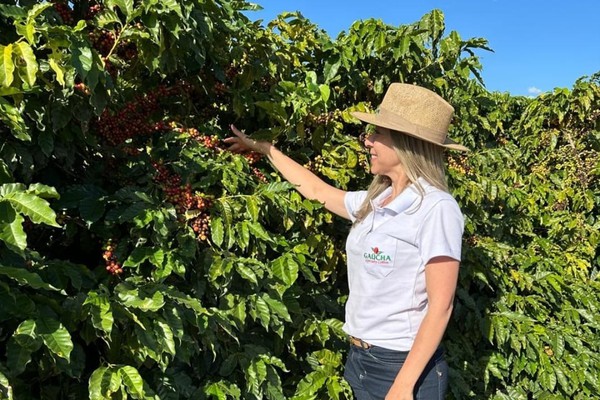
[0,1,598,399]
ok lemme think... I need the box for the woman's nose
[362,133,374,147]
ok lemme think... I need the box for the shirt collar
[371,179,425,215]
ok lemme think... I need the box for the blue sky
[245,0,600,97]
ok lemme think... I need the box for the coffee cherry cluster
[191,213,211,241]
[152,162,213,213]
[96,86,174,145]
[74,82,91,95]
[305,155,324,173]
[497,136,509,146]
[552,201,567,212]
[213,81,228,97]
[584,152,598,184]
[358,153,369,171]
[116,39,138,61]
[86,4,102,19]
[103,242,123,275]
[447,155,471,175]
[186,128,220,150]
[122,146,141,156]
[259,76,276,91]
[466,235,480,246]
[102,57,117,78]
[225,64,240,81]
[89,29,116,57]
[252,168,267,183]
[53,1,73,25]
[152,161,214,241]
[366,79,375,92]
[244,152,263,165]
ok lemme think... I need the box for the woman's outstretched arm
[224,125,350,220]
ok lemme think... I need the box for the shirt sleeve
[344,191,368,223]
[416,199,464,265]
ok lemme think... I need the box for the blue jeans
[344,344,448,399]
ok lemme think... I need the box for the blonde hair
[353,129,449,223]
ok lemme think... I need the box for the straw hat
[352,83,469,152]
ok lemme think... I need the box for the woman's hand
[223,125,272,155]
[385,384,414,400]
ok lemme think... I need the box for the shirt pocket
[361,233,398,278]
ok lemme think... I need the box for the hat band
[378,107,447,144]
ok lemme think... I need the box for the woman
[224,83,467,400]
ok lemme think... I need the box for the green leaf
[155,320,176,355]
[323,59,341,83]
[36,317,73,360]
[88,367,107,400]
[119,366,145,399]
[116,283,165,312]
[0,86,22,97]
[6,338,32,376]
[0,184,25,197]
[26,183,59,199]
[236,262,258,285]
[254,295,270,329]
[0,161,11,184]
[0,265,61,291]
[89,366,121,400]
[107,0,134,17]
[15,22,35,45]
[58,184,106,208]
[38,129,55,157]
[48,57,65,86]
[4,191,60,227]
[257,182,294,195]
[0,5,27,19]
[0,44,15,87]
[14,42,38,87]
[246,221,272,242]
[539,368,557,391]
[96,9,122,27]
[246,197,259,221]
[158,0,183,17]
[0,370,13,400]
[84,291,114,335]
[263,294,291,322]
[271,255,298,287]
[70,40,93,79]
[14,319,42,351]
[123,247,153,268]
[0,97,30,141]
[238,221,250,249]
[79,196,106,224]
[27,2,53,20]
[211,216,224,246]
[319,84,330,103]
[0,203,27,251]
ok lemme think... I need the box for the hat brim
[351,111,469,152]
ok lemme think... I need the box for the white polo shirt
[343,179,464,351]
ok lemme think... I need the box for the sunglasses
[358,126,380,147]
[358,131,367,144]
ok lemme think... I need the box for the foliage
[0,0,598,399]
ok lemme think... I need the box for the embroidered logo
[363,247,392,264]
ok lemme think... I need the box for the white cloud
[528,87,542,95]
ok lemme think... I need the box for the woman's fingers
[228,143,245,153]
[227,124,271,155]
[221,137,245,153]
[225,125,250,152]
[230,124,247,139]
[223,126,246,152]
[221,137,238,145]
